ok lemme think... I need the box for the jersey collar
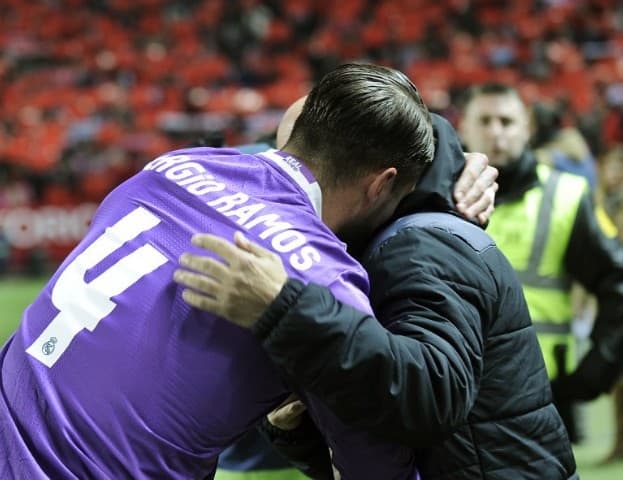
[258,149,322,217]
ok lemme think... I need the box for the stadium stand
[2,0,623,270]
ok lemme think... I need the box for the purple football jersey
[0,148,378,479]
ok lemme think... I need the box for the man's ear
[366,167,397,205]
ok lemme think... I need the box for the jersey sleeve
[323,271,374,316]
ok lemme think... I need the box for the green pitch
[1,275,47,346]
[0,276,622,479]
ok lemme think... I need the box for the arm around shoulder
[254,227,488,447]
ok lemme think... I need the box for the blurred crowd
[2,0,623,270]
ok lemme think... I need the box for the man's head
[458,83,530,167]
[281,63,434,239]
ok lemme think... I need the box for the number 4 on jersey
[26,207,168,367]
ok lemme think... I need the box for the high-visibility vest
[487,163,588,379]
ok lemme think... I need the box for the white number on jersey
[26,207,168,367]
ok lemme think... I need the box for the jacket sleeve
[256,414,334,480]
[558,193,623,399]
[252,228,488,447]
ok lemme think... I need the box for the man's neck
[279,147,362,232]
[321,186,364,232]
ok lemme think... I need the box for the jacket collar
[392,113,465,220]
[495,150,540,205]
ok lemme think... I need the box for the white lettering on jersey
[144,154,190,172]
[207,193,249,212]
[147,155,321,271]
[223,203,267,225]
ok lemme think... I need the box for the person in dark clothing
[175,114,578,479]
[218,97,499,480]
[531,100,598,191]
[458,83,623,444]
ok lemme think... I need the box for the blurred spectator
[531,100,598,191]
[600,145,623,226]
[0,163,35,209]
[598,144,623,463]
[458,82,623,445]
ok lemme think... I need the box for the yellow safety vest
[487,163,588,379]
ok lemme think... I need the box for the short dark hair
[285,63,434,190]
[458,82,523,112]
[531,101,563,147]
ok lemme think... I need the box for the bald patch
[277,96,307,149]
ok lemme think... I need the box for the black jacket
[498,151,623,403]
[254,116,577,479]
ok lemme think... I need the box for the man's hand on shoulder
[454,152,498,225]
[174,232,288,328]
